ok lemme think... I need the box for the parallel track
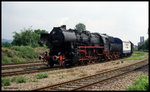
[2,63,45,70]
[2,67,60,77]
[32,59,148,91]
[2,61,40,66]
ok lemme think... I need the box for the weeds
[59,75,65,79]
[126,75,149,91]
[11,77,17,82]
[2,56,11,64]
[11,57,26,63]
[7,51,13,57]
[36,73,48,79]
[16,76,27,83]
[116,62,120,64]
[11,46,38,58]
[2,78,11,86]
[125,51,146,60]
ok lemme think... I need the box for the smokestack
[61,25,66,30]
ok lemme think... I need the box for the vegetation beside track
[126,51,147,60]
[118,51,148,64]
[2,72,49,86]
[2,46,49,64]
[126,75,149,91]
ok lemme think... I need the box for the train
[39,25,133,68]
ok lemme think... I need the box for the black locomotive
[39,25,133,67]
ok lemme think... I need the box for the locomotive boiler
[39,25,133,68]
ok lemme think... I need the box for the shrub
[11,46,38,58]
[11,57,26,63]
[12,28,48,48]
[2,56,11,64]
[16,76,27,83]
[2,78,11,86]
[7,51,13,57]
[126,51,145,60]
[11,77,17,82]
[116,62,120,64]
[59,75,65,79]
[126,75,149,91]
[2,42,12,48]
[36,73,48,79]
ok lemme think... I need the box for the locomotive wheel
[48,59,54,68]
[49,62,54,68]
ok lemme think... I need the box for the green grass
[36,73,48,79]
[16,76,27,83]
[125,51,147,60]
[126,75,149,91]
[7,51,13,57]
[11,46,38,58]
[2,56,11,64]
[2,56,26,64]
[59,75,65,79]
[2,46,39,64]
[31,79,38,82]
[11,77,17,82]
[11,57,26,63]
[2,78,11,86]
[116,62,120,64]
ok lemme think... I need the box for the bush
[126,75,149,91]
[126,51,145,60]
[11,57,26,63]
[16,76,27,83]
[7,51,13,57]
[2,42,12,48]
[2,78,11,86]
[11,77,17,82]
[36,73,48,79]
[2,56,11,64]
[12,28,48,48]
[11,46,38,58]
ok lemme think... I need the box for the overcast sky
[2,1,148,45]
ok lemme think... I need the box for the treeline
[2,23,86,48]
[138,38,149,51]
[2,27,49,48]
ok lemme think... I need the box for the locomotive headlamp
[53,55,58,61]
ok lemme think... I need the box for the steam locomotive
[39,25,133,68]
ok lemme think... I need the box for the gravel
[85,65,149,91]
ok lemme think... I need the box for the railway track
[2,61,40,66]
[1,58,124,77]
[2,67,60,77]
[32,59,148,91]
[2,63,45,70]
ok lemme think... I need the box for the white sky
[2,1,149,45]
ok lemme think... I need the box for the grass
[116,62,120,64]
[125,51,146,60]
[11,57,26,63]
[59,75,65,79]
[11,77,17,82]
[126,75,149,91]
[31,79,38,82]
[2,56,26,64]
[10,46,38,58]
[2,78,11,86]
[2,46,41,64]
[2,56,11,64]
[36,73,48,79]
[16,76,27,83]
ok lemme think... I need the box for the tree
[12,27,48,48]
[75,23,86,32]
[138,38,149,51]
[2,42,12,48]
